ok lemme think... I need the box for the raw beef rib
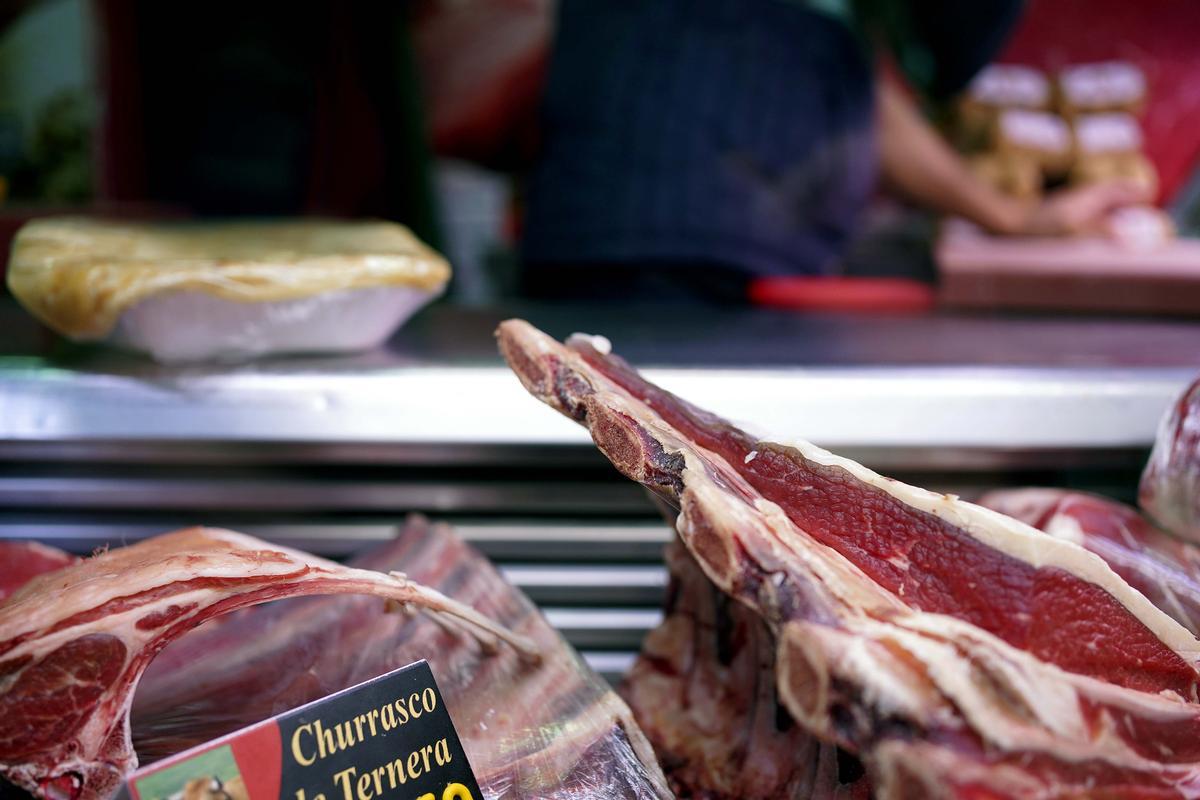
[132,517,672,800]
[0,527,537,800]
[981,488,1200,635]
[0,542,78,602]
[1142,376,1200,543]
[498,319,1200,798]
[623,538,868,799]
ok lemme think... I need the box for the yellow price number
[416,783,473,800]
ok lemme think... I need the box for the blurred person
[520,0,1147,303]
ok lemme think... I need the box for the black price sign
[123,661,482,800]
[279,661,480,800]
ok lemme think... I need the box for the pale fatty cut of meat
[498,318,1200,799]
[7,217,451,340]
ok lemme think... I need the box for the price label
[121,661,483,800]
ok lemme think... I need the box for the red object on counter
[748,276,936,313]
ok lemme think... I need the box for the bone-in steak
[623,538,869,798]
[498,319,1200,799]
[0,527,537,800]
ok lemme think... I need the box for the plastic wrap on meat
[130,525,447,756]
[981,488,1200,635]
[0,527,536,800]
[0,541,78,602]
[498,319,1200,799]
[624,539,869,799]
[133,517,671,800]
[1142,377,1200,543]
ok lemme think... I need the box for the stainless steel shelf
[543,608,665,650]
[1,365,1192,454]
[2,302,1198,462]
[500,564,668,606]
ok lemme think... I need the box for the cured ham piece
[623,539,868,799]
[981,488,1200,635]
[1142,377,1200,543]
[498,319,1200,798]
[0,542,78,602]
[131,517,671,800]
[0,527,538,800]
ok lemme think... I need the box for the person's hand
[1011,181,1151,238]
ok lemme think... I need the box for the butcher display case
[3,299,1198,682]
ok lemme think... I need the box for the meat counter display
[2,304,1200,799]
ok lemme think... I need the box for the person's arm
[876,79,1148,236]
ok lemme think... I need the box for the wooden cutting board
[937,221,1200,314]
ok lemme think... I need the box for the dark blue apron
[523,0,877,281]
